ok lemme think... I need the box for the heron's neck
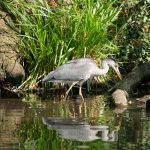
[95,60,109,76]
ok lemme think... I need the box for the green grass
[0,0,121,88]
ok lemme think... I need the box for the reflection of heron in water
[42,117,118,142]
[43,58,122,100]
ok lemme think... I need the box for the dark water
[0,94,150,150]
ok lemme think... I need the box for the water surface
[0,94,150,150]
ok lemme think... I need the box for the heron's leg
[64,81,78,100]
[79,85,84,101]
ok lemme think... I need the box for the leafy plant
[114,0,150,64]
[0,0,121,88]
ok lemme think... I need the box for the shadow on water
[0,93,150,150]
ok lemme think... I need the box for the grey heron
[42,58,122,100]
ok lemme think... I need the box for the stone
[0,10,25,86]
[111,63,150,105]
[112,89,128,106]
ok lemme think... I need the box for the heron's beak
[113,67,122,80]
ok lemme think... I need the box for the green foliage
[0,0,121,88]
[114,0,150,64]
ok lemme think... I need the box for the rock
[5,59,25,85]
[111,63,150,105]
[112,63,150,95]
[136,95,150,103]
[0,10,25,86]
[112,89,128,106]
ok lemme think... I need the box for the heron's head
[104,58,122,80]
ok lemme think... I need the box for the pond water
[0,94,150,150]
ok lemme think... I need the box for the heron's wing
[66,58,96,65]
[43,58,98,82]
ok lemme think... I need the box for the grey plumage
[42,58,122,100]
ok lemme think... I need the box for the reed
[1,0,121,88]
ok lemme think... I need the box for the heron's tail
[42,76,49,82]
[42,71,55,82]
